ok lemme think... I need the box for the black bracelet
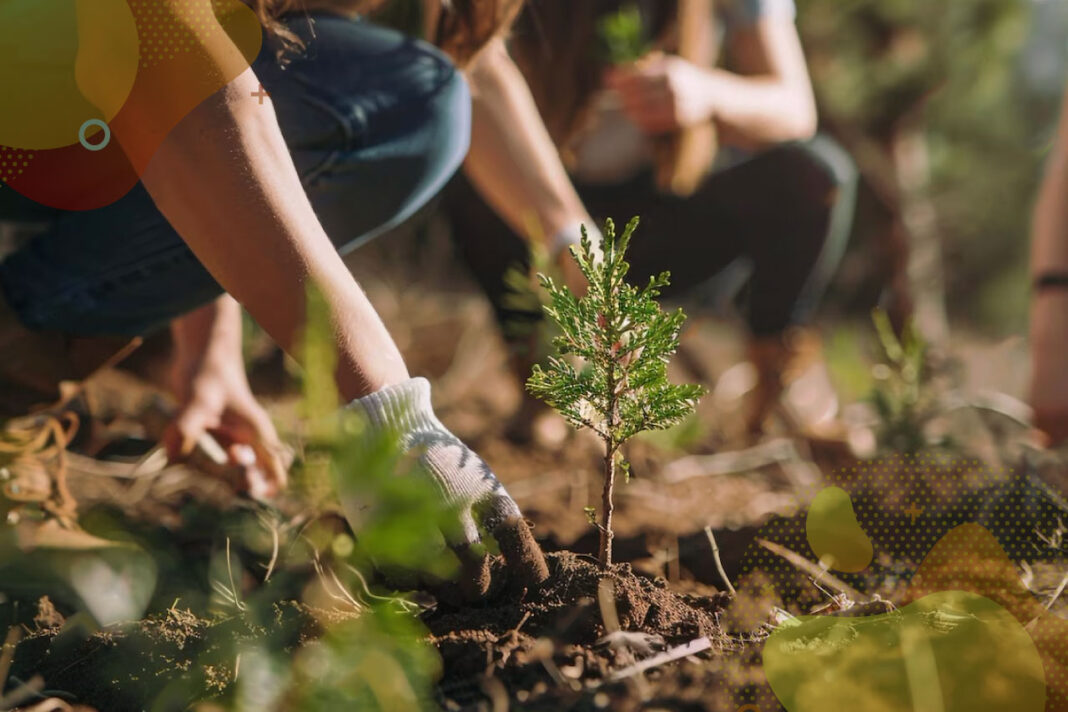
[1035,272,1068,291]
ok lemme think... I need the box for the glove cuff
[349,377,443,442]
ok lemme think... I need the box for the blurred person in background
[444,0,858,443]
[1031,78,1068,455]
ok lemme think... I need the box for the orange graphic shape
[0,0,138,151]
[907,523,1068,711]
[2,0,263,210]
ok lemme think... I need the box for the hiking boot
[731,328,843,441]
[0,292,139,419]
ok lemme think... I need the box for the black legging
[444,135,857,351]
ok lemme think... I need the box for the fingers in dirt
[470,493,548,590]
[492,516,550,590]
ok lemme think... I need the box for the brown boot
[0,294,140,419]
[742,328,842,440]
[501,339,570,448]
[742,335,792,437]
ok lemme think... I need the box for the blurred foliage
[282,603,440,711]
[330,411,461,583]
[2,287,448,711]
[798,0,1064,332]
[597,2,651,64]
[634,412,709,454]
[869,308,937,453]
[500,237,558,365]
[822,324,877,405]
[298,286,339,436]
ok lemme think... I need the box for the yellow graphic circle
[0,0,139,150]
[805,485,873,573]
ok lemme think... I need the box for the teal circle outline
[78,119,111,152]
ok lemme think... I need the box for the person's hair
[511,0,677,146]
[253,1,524,67]
[251,0,309,61]
[434,0,525,66]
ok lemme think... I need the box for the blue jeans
[0,15,470,337]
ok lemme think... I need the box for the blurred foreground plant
[597,2,650,65]
[2,284,449,711]
[272,286,453,708]
[528,218,704,566]
[870,308,935,453]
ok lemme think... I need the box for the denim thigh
[0,15,470,336]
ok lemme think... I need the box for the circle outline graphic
[78,119,111,152]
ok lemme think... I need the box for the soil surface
[4,229,1065,712]
[9,600,329,712]
[426,552,732,709]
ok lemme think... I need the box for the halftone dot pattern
[128,0,241,68]
[0,150,34,184]
[726,454,1068,712]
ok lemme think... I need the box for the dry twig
[757,538,866,602]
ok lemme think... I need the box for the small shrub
[527,217,704,566]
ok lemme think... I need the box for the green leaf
[583,507,598,526]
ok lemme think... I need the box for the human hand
[348,378,549,600]
[165,353,289,500]
[604,54,714,135]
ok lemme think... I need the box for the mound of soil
[426,551,732,709]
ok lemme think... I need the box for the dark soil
[8,599,332,712]
[426,551,733,710]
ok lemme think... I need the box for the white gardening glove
[349,378,548,597]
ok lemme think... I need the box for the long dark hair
[253,1,524,66]
[435,0,525,65]
[510,0,677,147]
[251,0,309,60]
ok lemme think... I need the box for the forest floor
[3,228,1068,712]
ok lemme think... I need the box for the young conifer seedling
[527,217,705,566]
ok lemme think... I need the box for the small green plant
[527,217,704,566]
[596,2,650,65]
[870,308,934,453]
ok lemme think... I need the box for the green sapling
[527,217,704,566]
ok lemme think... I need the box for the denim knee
[419,58,471,186]
[256,15,472,251]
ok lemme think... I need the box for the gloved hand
[349,377,549,599]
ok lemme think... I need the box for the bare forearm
[143,70,408,400]
[1030,102,1068,434]
[171,296,243,374]
[464,40,590,247]
[1033,147,1068,276]
[702,68,816,147]
[704,20,817,148]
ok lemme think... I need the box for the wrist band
[1034,272,1068,291]
[550,221,603,259]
